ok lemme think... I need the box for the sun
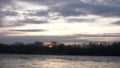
[48,45,53,48]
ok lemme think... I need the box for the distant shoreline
[0,53,120,57]
[0,41,120,56]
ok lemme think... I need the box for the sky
[0,0,120,44]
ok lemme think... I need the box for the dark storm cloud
[9,29,46,32]
[112,20,120,25]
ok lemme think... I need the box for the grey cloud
[0,0,49,27]
[35,11,48,16]
[0,23,24,27]
[0,32,8,36]
[29,10,48,16]
[0,35,89,44]
[112,21,120,25]
[0,10,18,27]
[54,33,120,41]
[84,0,120,7]
[0,31,24,36]
[74,33,120,37]
[1,33,120,44]
[3,10,18,16]
[0,32,120,44]
[21,0,62,5]
[0,0,13,8]
[67,18,95,23]
[9,29,46,32]
[1,0,120,27]
[20,0,120,17]
[18,19,48,24]
[0,21,23,27]
[52,1,120,17]
[0,10,18,19]
[0,22,4,27]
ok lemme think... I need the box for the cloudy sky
[0,0,120,44]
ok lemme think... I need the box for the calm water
[0,54,120,68]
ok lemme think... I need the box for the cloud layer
[0,0,120,43]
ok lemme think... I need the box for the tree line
[0,41,120,56]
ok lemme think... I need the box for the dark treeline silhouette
[0,41,120,56]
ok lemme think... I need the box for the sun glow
[48,45,53,48]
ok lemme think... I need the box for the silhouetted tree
[0,41,120,56]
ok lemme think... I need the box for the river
[0,54,120,68]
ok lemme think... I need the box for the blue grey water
[0,54,120,68]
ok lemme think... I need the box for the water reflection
[0,54,120,68]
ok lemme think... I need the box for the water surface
[0,54,120,68]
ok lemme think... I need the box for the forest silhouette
[0,41,120,56]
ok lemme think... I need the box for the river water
[0,54,120,68]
